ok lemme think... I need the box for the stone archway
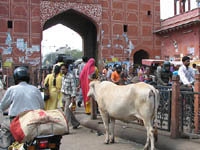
[40,1,102,60]
[133,50,149,64]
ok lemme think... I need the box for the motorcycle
[23,134,62,150]
[0,112,63,150]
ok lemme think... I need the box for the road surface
[60,126,146,150]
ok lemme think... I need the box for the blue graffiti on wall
[0,32,40,65]
[0,32,13,55]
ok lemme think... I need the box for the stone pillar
[182,0,186,13]
[171,75,180,138]
[90,97,97,119]
[188,0,191,11]
[174,0,177,15]
[194,74,200,133]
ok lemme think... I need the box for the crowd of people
[41,56,100,129]
[155,56,198,88]
[100,56,199,89]
[101,63,129,85]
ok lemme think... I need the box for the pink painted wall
[157,8,200,61]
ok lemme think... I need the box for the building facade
[155,0,200,61]
[0,0,161,83]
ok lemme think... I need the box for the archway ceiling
[43,9,94,38]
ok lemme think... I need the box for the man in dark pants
[61,63,80,129]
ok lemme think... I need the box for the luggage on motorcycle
[10,109,69,143]
[8,142,24,150]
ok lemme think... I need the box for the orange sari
[79,58,95,114]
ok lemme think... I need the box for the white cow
[87,80,160,150]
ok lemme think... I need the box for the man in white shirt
[178,56,195,88]
[0,82,44,117]
[0,67,44,117]
[0,67,44,147]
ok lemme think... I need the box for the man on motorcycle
[0,66,44,117]
[157,61,173,86]
[0,66,44,148]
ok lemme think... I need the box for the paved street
[60,106,160,150]
[0,125,147,150]
[60,126,146,150]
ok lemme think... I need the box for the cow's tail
[150,88,159,143]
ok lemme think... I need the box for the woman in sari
[79,58,98,114]
[138,66,144,81]
[44,65,63,110]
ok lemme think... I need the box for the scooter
[0,112,63,150]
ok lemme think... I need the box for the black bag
[44,79,50,101]
[44,91,50,101]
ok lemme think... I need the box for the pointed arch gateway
[133,50,149,65]
[40,1,102,60]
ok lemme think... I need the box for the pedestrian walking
[61,63,80,129]
[77,56,88,107]
[44,65,62,110]
[79,58,98,114]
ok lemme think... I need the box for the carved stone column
[194,74,200,133]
